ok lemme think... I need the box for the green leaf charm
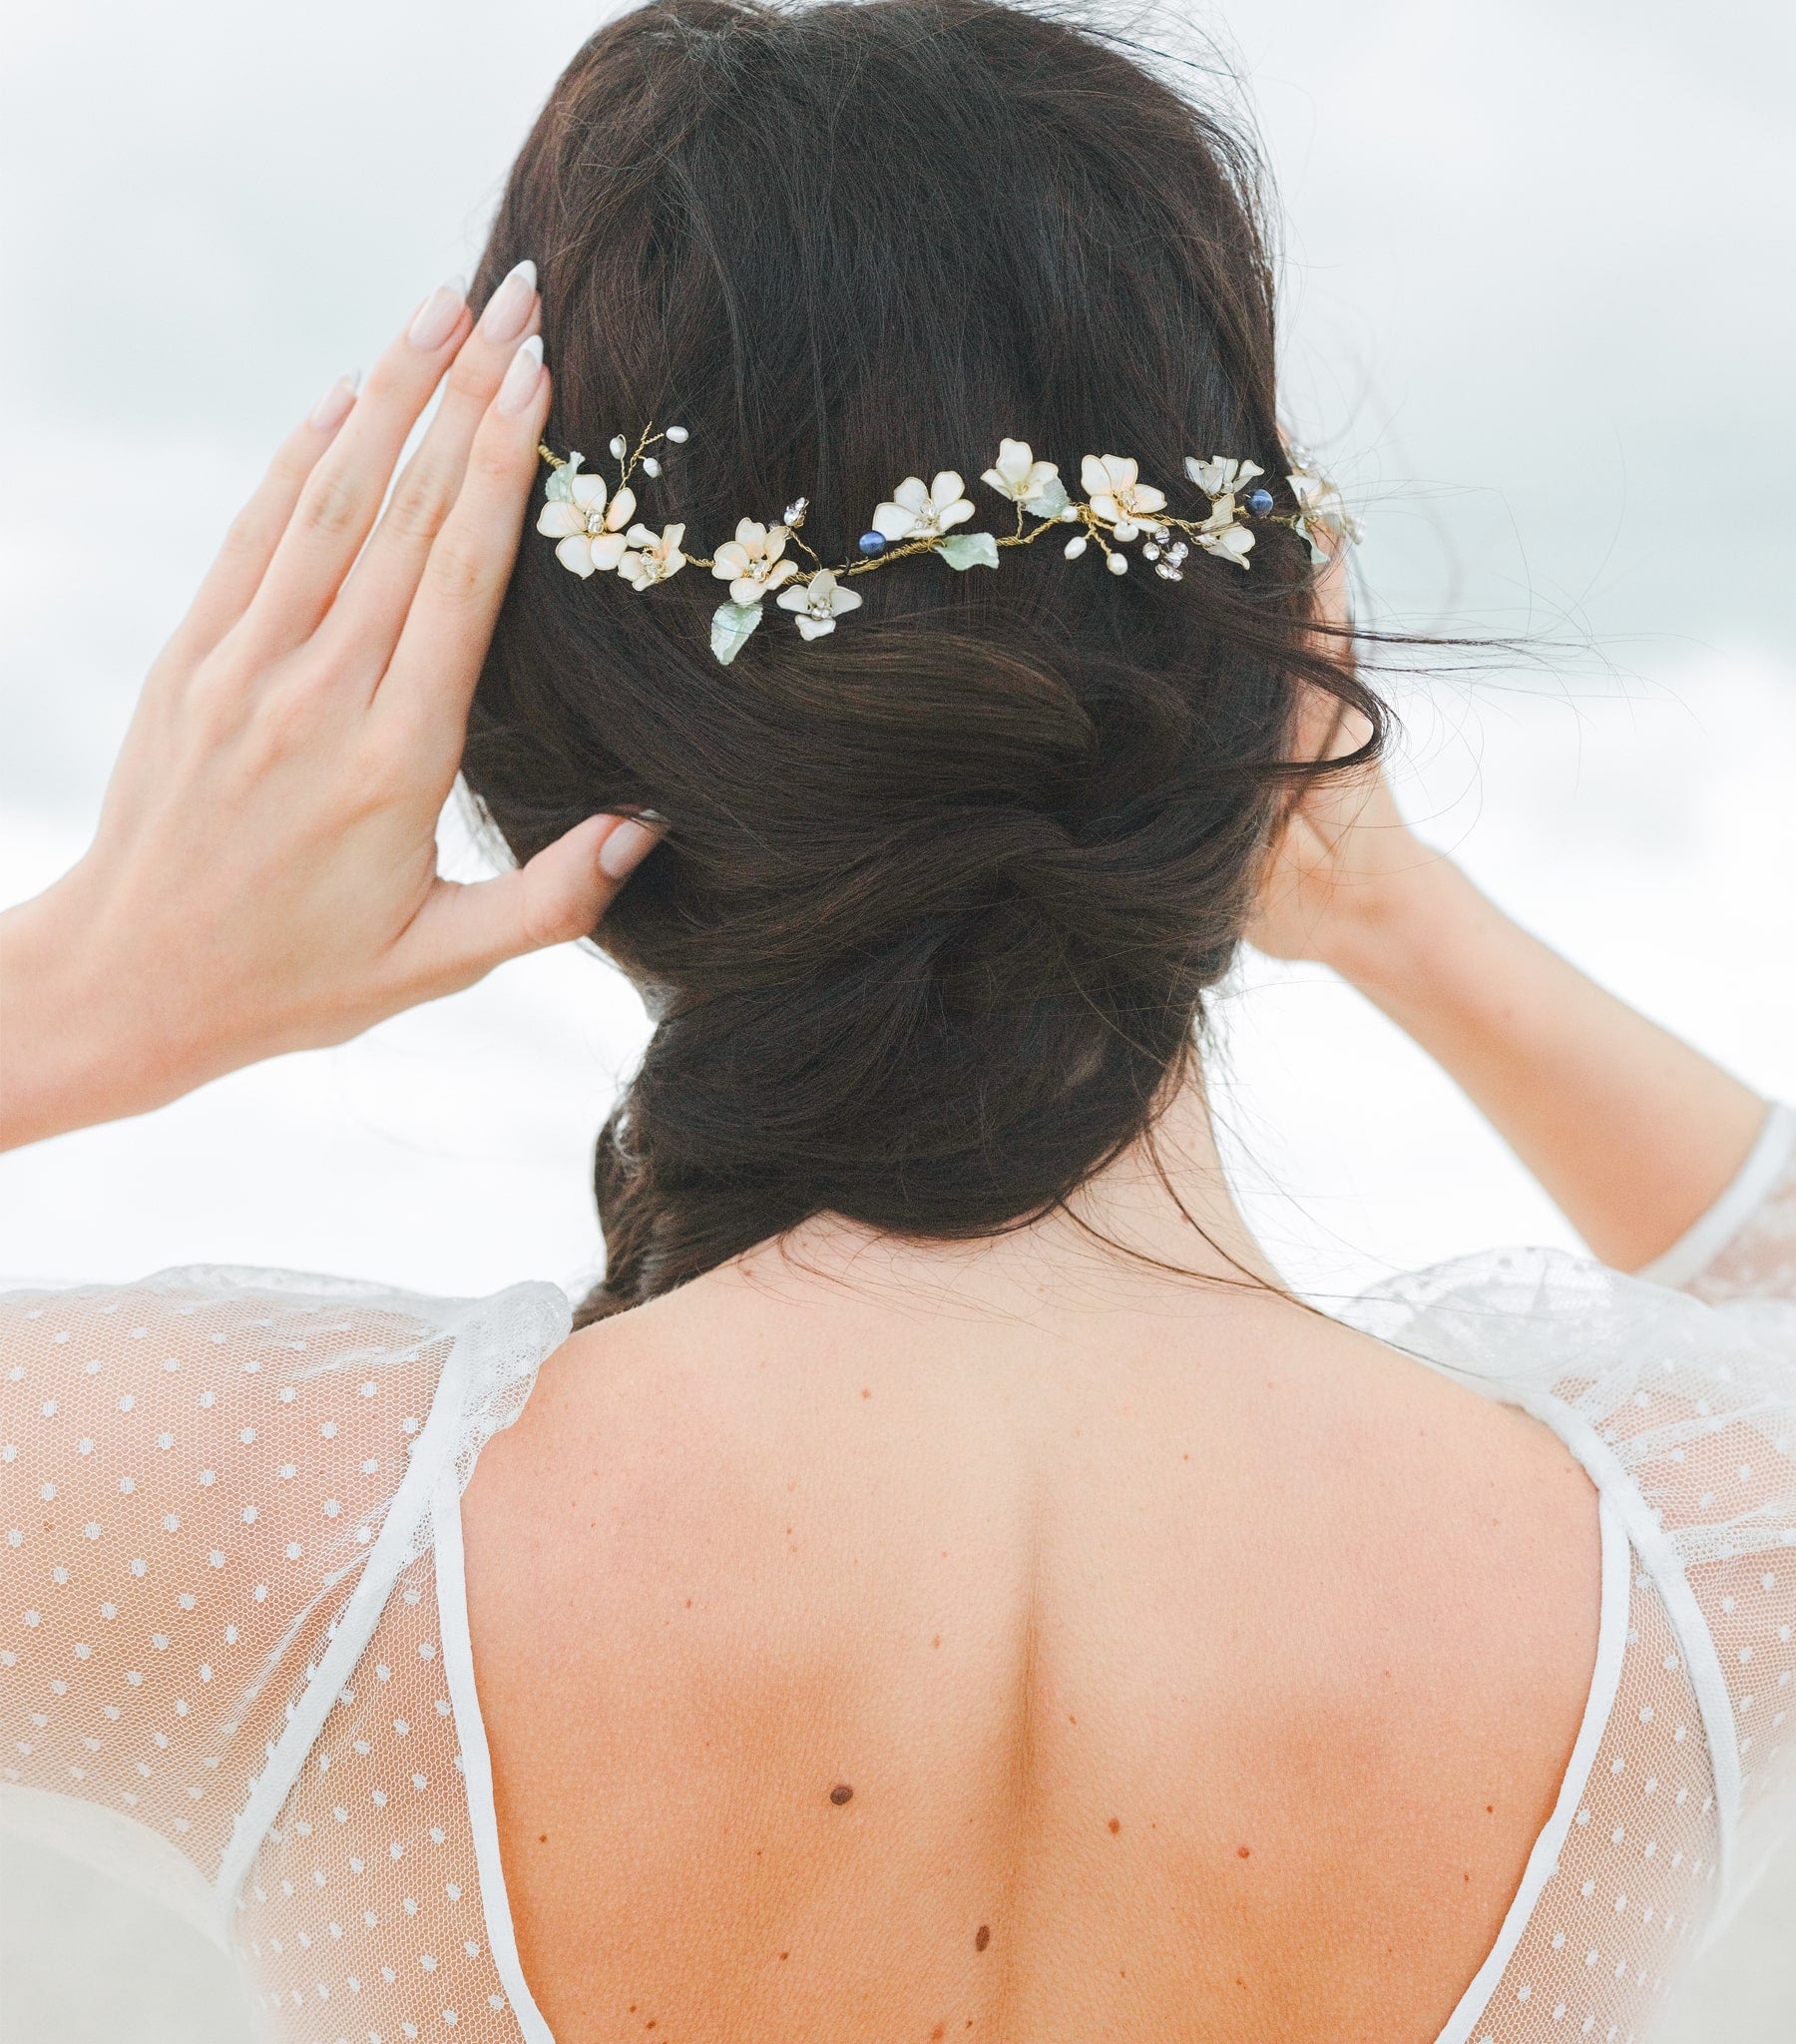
[1023,475,1070,519]
[710,599,764,665]
[545,449,584,504]
[937,531,1000,572]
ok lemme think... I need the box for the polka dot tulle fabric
[1,1268,570,2041]
[4,1106,1796,2044]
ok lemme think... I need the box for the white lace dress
[4,1104,1796,2044]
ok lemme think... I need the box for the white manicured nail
[478,259,537,343]
[598,816,658,880]
[496,334,545,415]
[308,372,359,432]
[407,277,467,350]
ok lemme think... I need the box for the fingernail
[407,276,467,350]
[496,333,546,415]
[478,258,538,343]
[308,371,360,432]
[598,815,659,880]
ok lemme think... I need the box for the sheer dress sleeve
[0,1265,570,2005]
[1345,1102,1796,2042]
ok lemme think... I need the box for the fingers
[406,814,662,993]
[237,280,475,654]
[317,261,541,684]
[370,332,552,763]
[168,375,359,664]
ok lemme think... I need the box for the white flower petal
[624,523,660,547]
[938,499,976,530]
[871,502,919,540]
[590,531,630,570]
[603,485,638,532]
[712,542,750,579]
[930,471,966,510]
[570,473,608,512]
[829,583,863,615]
[537,502,586,538]
[555,534,598,577]
[1080,454,1111,500]
[893,476,930,514]
[763,558,798,589]
[1130,483,1167,515]
[728,575,765,606]
[733,518,768,554]
[775,583,810,613]
[794,613,837,641]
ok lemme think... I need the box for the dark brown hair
[463,0,1380,1324]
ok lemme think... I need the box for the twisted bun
[464,0,1381,1322]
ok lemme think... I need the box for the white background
[1,1,1793,2036]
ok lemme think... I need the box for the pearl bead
[665,425,688,442]
[858,531,887,556]
[1107,552,1128,576]
[1246,487,1274,516]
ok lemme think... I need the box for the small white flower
[871,470,976,542]
[710,519,799,606]
[617,521,687,589]
[776,568,863,641]
[1184,455,1265,500]
[1193,499,1255,569]
[536,454,637,577]
[981,438,1061,505]
[1288,463,1363,557]
[1079,454,1166,541]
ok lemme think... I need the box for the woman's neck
[725,1066,1283,1326]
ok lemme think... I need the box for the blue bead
[857,530,887,556]
[1246,487,1274,516]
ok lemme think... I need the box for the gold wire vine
[538,425,1330,595]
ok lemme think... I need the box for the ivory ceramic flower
[1193,501,1255,569]
[1183,455,1264,501]
[1079,454,1167,541]
[1288,464,1363,558]
[981,439,1061,505]
[710,519,799,606]
[776,568,863,641]
[618,522,688,590]
[871,471,976,542]
[536,454,638,577]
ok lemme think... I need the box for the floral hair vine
[534,425,1361,667]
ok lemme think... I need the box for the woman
[2,2,1792,2039]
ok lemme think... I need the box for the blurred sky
[3,5,1795,2039]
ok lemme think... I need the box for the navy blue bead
[857,530,887,556]
[1246,487,1275,516]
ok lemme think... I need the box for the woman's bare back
[463,1240,1599,2044]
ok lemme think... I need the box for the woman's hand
[0,270,656,1151]
[1243,703,1466,984]
[1245,539,1452,979]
